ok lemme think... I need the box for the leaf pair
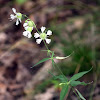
[60,67,92,100]
[53,75,68,83]
[69,67,92,87]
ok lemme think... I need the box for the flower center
[27,27,33,32]
[28,21,34,27]
[40,33,47,40]
[16,13,22,19]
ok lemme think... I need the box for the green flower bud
[40,33,47,40]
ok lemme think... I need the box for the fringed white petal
[16,19,19,25]
[18,18,21,23]
[23,22,28,27]
[27,32,32,38]
[10,14,16,20]
[23,31,32,38]
[41,26,46,33]
[47,30,52,35]
[23,31,28,37]
[45,38,51,44]
[12,8,16,14]
[34,32,40,38]
[36,39,42,44]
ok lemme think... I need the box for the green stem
[43,40,67,80]
[22,14,29,19]
[43,40,50,52]
[71,87,81,100]
[34,25,40,33]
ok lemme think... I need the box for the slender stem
[43,40,50,52]
[34,25,40,33]
[43,40,67,80]
[53,60,67,79]
[71,87,81,100]
[22,14,29,19]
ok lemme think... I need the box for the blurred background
[0,0,100,100]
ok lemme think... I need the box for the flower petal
[34,32,40,38]
[23,22,28,27]
[23,31,32,38]
[16,19,19,25]
[36,39,42,44]
[47,30,52,35]
[24,26,29,30]
[18,18,21,23]
[45,39,51,44]
[23,31,28,37]
[12,8,16,14]
[27,32,32,38]
[41,26,46,33]
[10,14,16,20]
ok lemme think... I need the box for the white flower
[10,8,22,25]
[34,26,52,44]
[23,20,34,30]
[23,27,33,38]
[23,31,32,38]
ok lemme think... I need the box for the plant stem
[71,87,81,100]
[43,40,67,81]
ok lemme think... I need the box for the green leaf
[48,71,68,83]
[31,58,50,68]
[76,89,86,100]
[70,67,92,81]
[60,85,69,100]
[53,75,68,82]
[70,81,88,87]
[48,71,55,77]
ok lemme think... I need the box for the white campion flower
[34,26,52,44]
[10,8,22,25]
[23,27,33,38]
[23,20,34,30]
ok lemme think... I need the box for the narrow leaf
[53,75,68,82]
[76,89,86,100]
[48,70,55,77]
[70,81,88,87]
[60,85,69,100]
[70,67,92,81]
[52,59,55,69]
[31,58,50,68]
